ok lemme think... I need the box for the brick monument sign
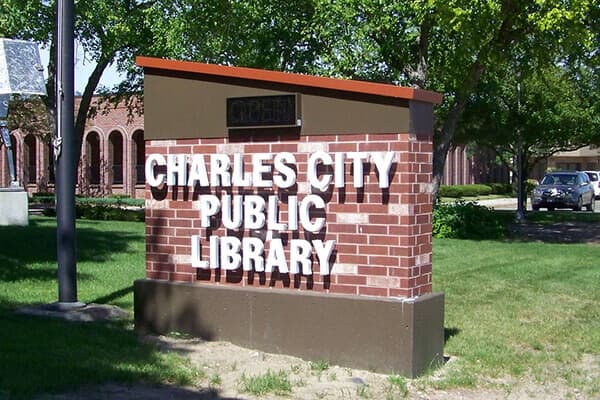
[134,56,444,377]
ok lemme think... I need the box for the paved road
[476,197,599,212]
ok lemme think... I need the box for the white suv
[584,171,600,199]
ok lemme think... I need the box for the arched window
[109,131,124,184]
[24,134,37,184]
[132,130,145,184]
[9,134,18,181]
[86,132,101,184]
[48,144,55,184]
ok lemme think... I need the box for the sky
[39,42,125,94]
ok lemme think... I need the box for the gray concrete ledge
[16,303,129,322]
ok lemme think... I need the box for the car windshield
[541,174,577,185]
[586,172,598,181]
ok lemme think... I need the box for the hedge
[439,183,513,198]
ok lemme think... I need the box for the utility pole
[515,72,525,223]
[55,0,82,308]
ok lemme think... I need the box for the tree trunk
[432,62,485,199]
[73,54,112,172]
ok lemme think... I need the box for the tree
[457,62,600,208]
[0,0,155,172]
[306,0,597,197]
[1,0,323,171]
[137,0,321,72]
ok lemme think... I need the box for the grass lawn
[0,217,199,399]
[433,234,600,394]
[0,214,599,398]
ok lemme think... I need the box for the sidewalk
[475,197,519,210]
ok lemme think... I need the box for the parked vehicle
[584,171,600,199]
[531,171,595,211]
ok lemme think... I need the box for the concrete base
[0,188,28,226]
[134,279,445,377]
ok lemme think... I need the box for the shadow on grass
[0,312,237,399]
[444,327,460,344]
[0,219,143,283]
[90,286,134,305]
[0,218,236,398]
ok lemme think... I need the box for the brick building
[0,97,145,198]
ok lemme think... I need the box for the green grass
[2,214,600,397]
[238,370,292,396]
[432,235,600,394]
[0,217,198,399]
[310,359,330,373]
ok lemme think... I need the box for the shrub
[77,197,144,207]
[433,201,506,239]
[30,193,55,205]
[75,204,145,222]
[487,183,513,195]
[439,184,493,198]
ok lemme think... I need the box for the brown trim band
[136,56,443,105]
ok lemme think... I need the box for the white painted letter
[187,154,209,187]
[313,240,336,275]
[244,195,266,229]
[209,236,220,269]
[232,153,252,186]
[265,238,288,273]
[191,235,209,269]
[145,153,166,187]
[210,154,231,187]
[334,152,345,188]
[267,195,287,231]
[299,194,326,232]
[308,151,333,191]
[220,236,242,270]
[273,152,297,189]
[347,152,369,188]
[287,195,299,230]
[242,237,264,272]
[221,195,243,230]
[290,239,313,275]
[371,152,395,188]
[198,195,221,227]
[167,154,187,186]
[252,153,273,187]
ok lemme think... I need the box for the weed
[290,364,302,374]
[209,374,221,387]
[310,359,330,373]
[238,370,292,396]
[356,383,370,398]
[386,374,408,399]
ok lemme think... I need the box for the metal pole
[55,0,81,307]
[516,79,525,222]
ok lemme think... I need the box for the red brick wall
[145,132,433,298]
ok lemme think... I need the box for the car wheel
[532,205,540,211]
[587,196,595,212]
[573,196,583,211]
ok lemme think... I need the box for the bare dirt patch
[37,336,598,400]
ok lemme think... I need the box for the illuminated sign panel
[226,94,299,128]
